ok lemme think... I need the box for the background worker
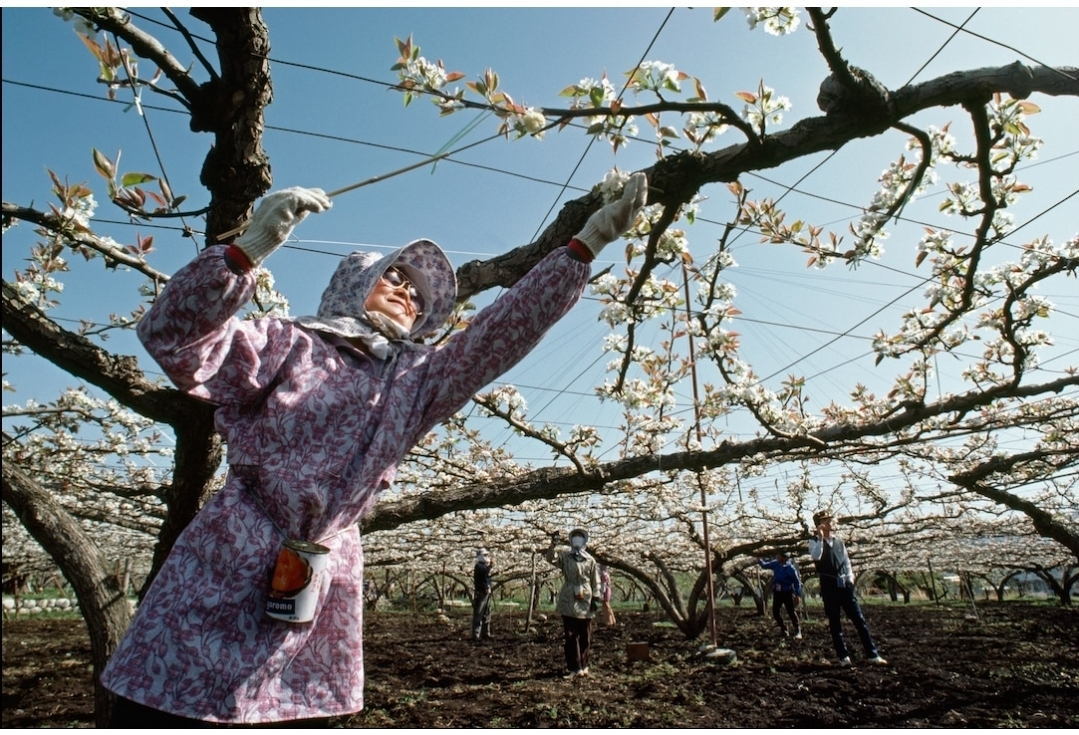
[759,551,803,639]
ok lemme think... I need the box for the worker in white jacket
[808,511,888,668]
[545,528,601,678]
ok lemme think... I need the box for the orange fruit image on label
[270,546,312,596]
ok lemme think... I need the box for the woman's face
[364,267,422,331]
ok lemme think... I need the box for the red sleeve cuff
[223,244,254,275]
[566,238,594,263]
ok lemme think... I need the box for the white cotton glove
[574,172,648,259]
[234,187,332,265]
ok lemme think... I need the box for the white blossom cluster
[3,385,170,578]
[877,223,1065,379]
[561,74,638,151]
[506,108,548,139]
[986,96,1044,172]
[742,7,801,36]
[627,60,684,95]
[400,55,448,96]
[591,270,683,328]
[597,168,632,204]
[685,110,730,146]
[740,84,792,136]
[7,271,65,312]
[52,7,97,39]
[246,267,292,319]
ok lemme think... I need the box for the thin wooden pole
[682,262,718,647]
[525,553,537,632]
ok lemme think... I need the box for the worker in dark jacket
[472,548,494,642]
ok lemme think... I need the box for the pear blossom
[520,109,547,135]
[628,60,683,95]
[743,8,801,36]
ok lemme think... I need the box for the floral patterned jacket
[100,243,589,722]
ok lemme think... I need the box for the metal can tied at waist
[265,539,330,623]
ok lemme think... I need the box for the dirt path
[4,601,1077,727]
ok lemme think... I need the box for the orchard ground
[3,600,1076,728]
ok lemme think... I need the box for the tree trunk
[188,8,274,242]
[3,460,132,727]
[1031,567,1070,606]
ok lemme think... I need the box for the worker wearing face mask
[545,528,601,678]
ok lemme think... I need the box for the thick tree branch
[950,451,1079,560]
[189,8,274,241]
[456,63,1078,300]
[2,203,172,284]
[4,281,173,421]
[364,375,1078,533]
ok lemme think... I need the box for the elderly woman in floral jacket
[101,174,647,725]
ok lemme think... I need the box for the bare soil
[4,601,1077,728]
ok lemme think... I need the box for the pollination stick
[215,152,450,242]
[216,111,490,242]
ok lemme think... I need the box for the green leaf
[714,7,731,22]
[121,172,157,187]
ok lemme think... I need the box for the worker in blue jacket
[760,551,804,639]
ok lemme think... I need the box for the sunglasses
[380,267,425,315]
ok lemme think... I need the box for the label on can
[265,539,330,623]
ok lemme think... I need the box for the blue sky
[3,7,1077,474]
